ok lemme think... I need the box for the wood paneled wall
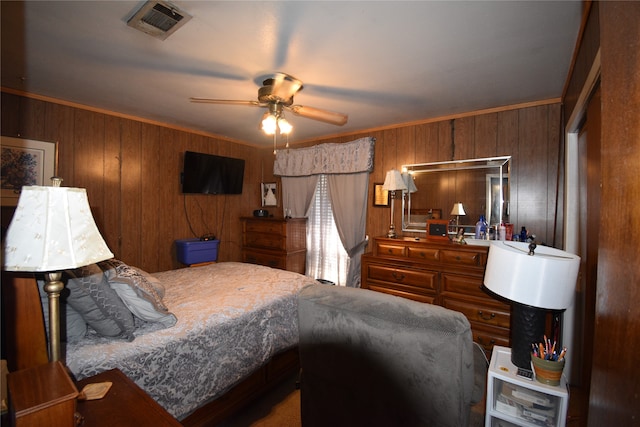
[1,91,563,272]
[290,104,563,251]
[1,92,274,272]
[586,2,640,424]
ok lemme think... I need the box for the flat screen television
[182,151,245,194]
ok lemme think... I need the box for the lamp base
[43,271,65,362]
[511,302,546,370]
[387,191,398,238]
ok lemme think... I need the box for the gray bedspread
[65,262,318,419]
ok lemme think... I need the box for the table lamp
[3,178,114,362]
[450,202,466,228]
[483,241,580,372]
[401,171,418,225]
[382,169,407,238]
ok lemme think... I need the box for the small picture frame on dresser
[426,219,450,240]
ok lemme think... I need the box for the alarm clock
[426,219,450,240]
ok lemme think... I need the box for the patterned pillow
[108,282,177,328]
[132,266,166,298]
[99,260,176,328]
[65,263,136,341]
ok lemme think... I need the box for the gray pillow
[65,263,135,341]
[99,260,176,328]
[37,279,88,343]
[108,282,177,328]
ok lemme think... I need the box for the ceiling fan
[189,72,349,127]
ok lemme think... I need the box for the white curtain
[276,137,375,287]
[306,176,349,286]
[327,172,369,287]
[281,175,318,219]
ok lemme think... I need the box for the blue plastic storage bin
[175,238,219,264]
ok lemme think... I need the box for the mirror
[401,156,510,235]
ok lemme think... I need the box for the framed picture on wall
[261,182,278,207]
[1,136,58,206]
[373,183,389,207]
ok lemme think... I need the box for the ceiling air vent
[127,1,192,41]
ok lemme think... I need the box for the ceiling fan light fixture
[278,117,292,135]
[261,114,277,135]
[190,72,347,145]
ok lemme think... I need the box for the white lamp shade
[382,169,407,192]
[450,202,466,216]
[484,241,580,310]
[3,186,114,272]
[401,172,418,193]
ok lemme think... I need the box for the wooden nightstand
[76,369,180,426]
[7,361,78,427]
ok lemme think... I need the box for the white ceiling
[1,1,582,147]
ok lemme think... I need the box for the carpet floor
[217,374,302,427]
[218,373,486,427]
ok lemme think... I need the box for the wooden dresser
[361,236,511,357]
[241,217,307,274]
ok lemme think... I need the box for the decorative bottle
[499,223,506,241]
[520,226,527,242]
[475,215,487,240]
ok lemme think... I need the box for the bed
[3,261,319,424]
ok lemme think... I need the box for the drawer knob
[477,310,496,321]
[392,272,405,281]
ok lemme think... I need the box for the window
[306,175,348,286]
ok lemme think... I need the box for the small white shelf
[485,346,569,427]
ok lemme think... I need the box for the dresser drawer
[440,249,481,266]
[366,264,437,290]
[242,249,286,270]
[441,273,486,299]
[442,297,511,329]
[471,325,510,357]
[244,233,286,251]
[365,283,436,304]
[243,219,286,234]
[375,242,407,257]
[407,246,439,262]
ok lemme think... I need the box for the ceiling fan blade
[269,73,304,102]
[189,98,261,106]
[287,105,348,126]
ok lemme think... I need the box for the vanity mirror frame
[401,156,511,234]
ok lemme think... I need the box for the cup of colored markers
[530,341,566,386]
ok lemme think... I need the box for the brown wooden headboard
[1,272,48,371]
